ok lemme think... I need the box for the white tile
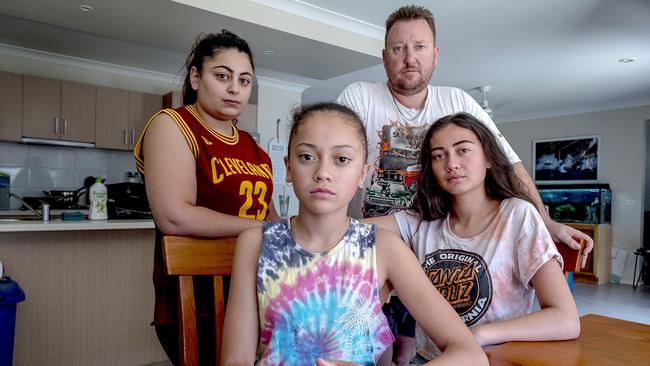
[105,171,126,184]
[110,150,136,171]
[7,188,29,209]
[28,168,77,189]
[50,169,77,188]
[27,167,54,188]
[28,145,76,169]
[0,143,29,166]
[0,166,29,188]
[75,171,103,187]
[75,149,111,170]
[77,171,100,183]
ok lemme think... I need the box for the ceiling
[0,0,649,122]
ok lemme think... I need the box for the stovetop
[21,196,88,210]
[110,207,152,219]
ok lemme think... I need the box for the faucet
[7,193,43,219]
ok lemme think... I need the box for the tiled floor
[144,283,650,366]
[572,282,650,324]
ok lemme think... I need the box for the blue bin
[0,277,25,366]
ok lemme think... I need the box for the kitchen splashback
[0,142,136,209]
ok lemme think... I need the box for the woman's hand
[315,358,361,366]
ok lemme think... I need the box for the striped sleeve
[133,108,200,175]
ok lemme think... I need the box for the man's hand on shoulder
[546,220,593,268]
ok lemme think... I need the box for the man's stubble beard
[387,65,435,97]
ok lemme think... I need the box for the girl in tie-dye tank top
[221,103,486,366]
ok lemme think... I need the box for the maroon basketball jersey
[135,105,273,220]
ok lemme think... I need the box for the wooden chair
[162,236,237,366]
[556,238,585,292]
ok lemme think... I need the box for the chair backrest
[162,236,236,366]
[556,238,586,274]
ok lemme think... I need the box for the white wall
[499,105,650,285]
[645,120,650,210]
[256,78,305,218]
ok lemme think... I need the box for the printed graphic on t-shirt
[363,123,429,217]
[421,249,492,326]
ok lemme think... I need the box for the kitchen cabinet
[22,76,96,142]
[95,87,129,149]
[95,87,161,150]
[0,228,165,366]
[569,223,612,284]
[129,91,161,147]
[0,71,22,142]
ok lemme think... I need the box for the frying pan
[43,186,87,204]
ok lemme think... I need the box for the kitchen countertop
[0,210,154,232]
[0,219,155,232]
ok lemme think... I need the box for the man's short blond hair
[385,5,436,45]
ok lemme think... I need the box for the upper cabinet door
[22,76,96,143]
[0,72,22,142]
[22,75,61,140]
[61,81,96,143]
[95,86,130,150]
[129,92,161,148]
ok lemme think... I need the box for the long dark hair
[182,30,254,106]
[413,112,533,221]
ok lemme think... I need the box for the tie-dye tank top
[256,218,393,366]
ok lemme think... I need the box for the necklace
[390,89,427,122]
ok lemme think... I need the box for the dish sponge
[62,212,85,221]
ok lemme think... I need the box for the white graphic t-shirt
[394,198,562,359]
[337,82,520,217]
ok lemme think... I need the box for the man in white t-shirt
[337,5,592,365]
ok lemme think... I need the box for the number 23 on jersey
[238,180,268,220]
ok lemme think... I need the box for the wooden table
[486,314,650,365]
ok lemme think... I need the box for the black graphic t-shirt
[421,249,492,326]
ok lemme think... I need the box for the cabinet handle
[131,129,136,145]
[123,129,128,145]
[63,118,68,135]
[54,117,59,134]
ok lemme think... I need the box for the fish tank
[537,183,611,224]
